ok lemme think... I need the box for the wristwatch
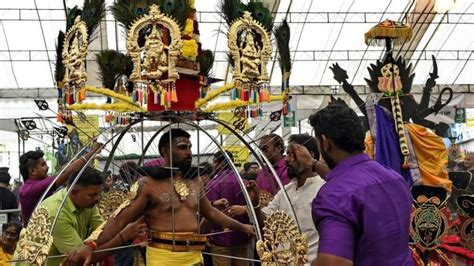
[311,159,318,172]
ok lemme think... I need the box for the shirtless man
[64,128,255,265]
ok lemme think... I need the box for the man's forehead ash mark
[174,137,190,144]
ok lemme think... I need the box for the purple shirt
[256,157,290,196]
[312,154,413,265]
[144,157,165,167]
[19,176,55,224]
[206,169,249,247]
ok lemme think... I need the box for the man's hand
[89,141,104,154]
[245,180,260,206]
[121,216,148,241]
[289,143,314,169]
[240,224,256,236]
[62,245,93,266]
[225,205,247,218]
[212,198,229,210]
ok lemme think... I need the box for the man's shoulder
[40,189,66,214]
[21,176,55,190]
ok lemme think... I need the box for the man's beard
[245,172,258,180]
[320,149,337,169]
[287,164,305,179]
[174,159,192,175]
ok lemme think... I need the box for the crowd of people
[0,103,471,265]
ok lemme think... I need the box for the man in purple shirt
[206,150,250,266]
[19,142,102,224]
[295,104,413,265]
[256,133,290,195]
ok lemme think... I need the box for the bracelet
[84,240,97,251]
[118,232,126,243]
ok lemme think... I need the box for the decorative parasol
[365,19,412,51]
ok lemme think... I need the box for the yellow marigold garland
[84,86,137,106]
[181,39,199,61]
[196,82,235,108]
[67,102,145,112]
[202,100,248,112]
[203,93,287,112]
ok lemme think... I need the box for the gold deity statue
[142,25,169,80]
[68,34,84,80]
[240,31,261,79]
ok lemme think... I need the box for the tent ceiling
[0,0,472,91]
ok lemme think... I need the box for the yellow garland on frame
[67,102,146,112]
[196,82,235,108]
[270,95,285,101]
[84,86,137,106]
[203,93,287,112]
[203,100,248,112]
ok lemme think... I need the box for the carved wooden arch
[228,11,272,85]
[126,4,182,83]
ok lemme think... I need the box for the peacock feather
[274,19,291,78]
[66,6,82,32]
[82,0,106,41]
[197,49,215,76]
[111,0,160,30]
[54,31,66,83]
[219,0,247,28]
[95,50,129,91]
[247,0,272,32]
[157,0,191,27]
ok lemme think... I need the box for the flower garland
[203,100,248,112]
[195,82,235,108]
[181,39,199,61]
[67,102,145,113]
[203,93,287,112]
[84,86,138,106]
[270,94,285,101]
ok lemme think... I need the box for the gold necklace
[173,177,189,201]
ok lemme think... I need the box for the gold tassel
[171,86,178,102]
[390,96,410,169]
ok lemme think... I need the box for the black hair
[19,150,45,181]
[68,166,104,187]
[243,161,258,171]
[158,128,191,156]
[309,104,365,153]
[261,134,284,155]
[0,167,11,185]
[198,162,214,176]
[3,221,22,235]
[213,150,234,169]
[288,134,320,160]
